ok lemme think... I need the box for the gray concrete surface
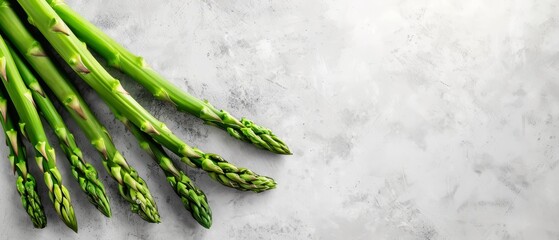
[0,0,558,239]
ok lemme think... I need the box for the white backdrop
[0,0,558,239]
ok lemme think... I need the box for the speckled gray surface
[0,0,558,239]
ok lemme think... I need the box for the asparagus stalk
[115,111,212,228]
[10,47,111,217]
[18,0,276,192]
[0,2,159,222]
[0,89,46,228]
[46,0,291,155]
[0,33,77,231]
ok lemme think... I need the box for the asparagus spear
[18,0,276,192]
[10,46,111,217]
[0,2,159,222]
[0,33,77,231]
[46,0,291,155]
[115,111,212,228]
[0,89,46,228]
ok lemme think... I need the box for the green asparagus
[0,89,46,228]
[46,0,291,155]
[18,0,276,192]
[0,1,159,223]
[0,0,288,231]
[0,33,77,231]
[117,111,212,228]
[10,46,111,217]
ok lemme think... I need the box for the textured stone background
[0,0,558,239]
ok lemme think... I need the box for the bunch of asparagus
[0,0,290,231]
